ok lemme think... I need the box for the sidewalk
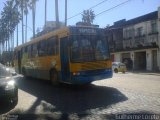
[127,70,160,76]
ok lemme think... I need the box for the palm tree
[1,1,12,51]
[11,4,20,49]
[19,0,24,44]
[24,0,30,43]
[29,0,38,38]
[13,0,21,46]
[0,1,13,64]
[82,9,95,25]
[0,0,21,64]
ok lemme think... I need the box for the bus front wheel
[50,70,59,86]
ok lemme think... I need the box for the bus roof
[14,26,103,51]
[14,26,69,50]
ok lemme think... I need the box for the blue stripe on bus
[65,69,112,84]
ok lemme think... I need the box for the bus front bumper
[70,69,113,84]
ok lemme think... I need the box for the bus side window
[31,44,38,58]
[38,40,47,56]
[25,46,27,53]
[21,48,24,58]
[28,45,32,58]
[47,37,58,56]
[21,46,28,57]
[55,38,59,55]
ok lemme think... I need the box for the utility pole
[65,0,67,26]
[17,25,18,46]
[45,0,47,28]
[55,0,59,28]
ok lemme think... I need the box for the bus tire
[50,70,59,86]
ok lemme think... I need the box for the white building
[107,7,160,71]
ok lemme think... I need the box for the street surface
[1,70,160,120]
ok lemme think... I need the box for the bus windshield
[70,34,110,63]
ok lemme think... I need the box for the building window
[137,27,143,36]
[124,29,133,39]
[151,21,157,33]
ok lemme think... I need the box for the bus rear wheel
[50,70,59,86]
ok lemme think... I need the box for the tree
[29,0,38,38]
[81,9,95,25]
[15,0,25,44]
[0,0,20,65]
[24,0,30,43]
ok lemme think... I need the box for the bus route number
[78,28,96,34]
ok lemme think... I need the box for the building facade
[106,7,160,71]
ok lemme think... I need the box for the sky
[0,0,160,46]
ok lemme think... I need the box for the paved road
[1,72,160,120]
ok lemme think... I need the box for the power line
[67,0,109,20]
[95,0,132,17]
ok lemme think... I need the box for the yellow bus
[14,26,112,85]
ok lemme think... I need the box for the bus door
[60,37,70,81]
[18,50,21,74]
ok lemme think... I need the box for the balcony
[147,33,158,46]
[115,42,123,50]
[134,35,145,47]
[123,40,131,49]
[123,37,132,41]
[148,32,158,36]
[134,34,145,39]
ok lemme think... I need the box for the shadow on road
[8,76,128,119]
[0,104,16,115]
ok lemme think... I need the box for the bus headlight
[73,72,80,76]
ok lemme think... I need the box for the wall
[146,50,152,71]
[157,7,160,71]
[114,53,121,62]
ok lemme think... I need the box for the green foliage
[0,0,21,41]
[0,0,21,63]
[1,51,14,63]
[81,9,95,25]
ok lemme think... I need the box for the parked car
[0,64,18,107]
[112,62,127,73]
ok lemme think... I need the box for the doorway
[134,51,146,70]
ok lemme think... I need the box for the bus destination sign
[78,28,96,34]
[70,27,99,34]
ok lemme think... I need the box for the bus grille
[81,62,108,71]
